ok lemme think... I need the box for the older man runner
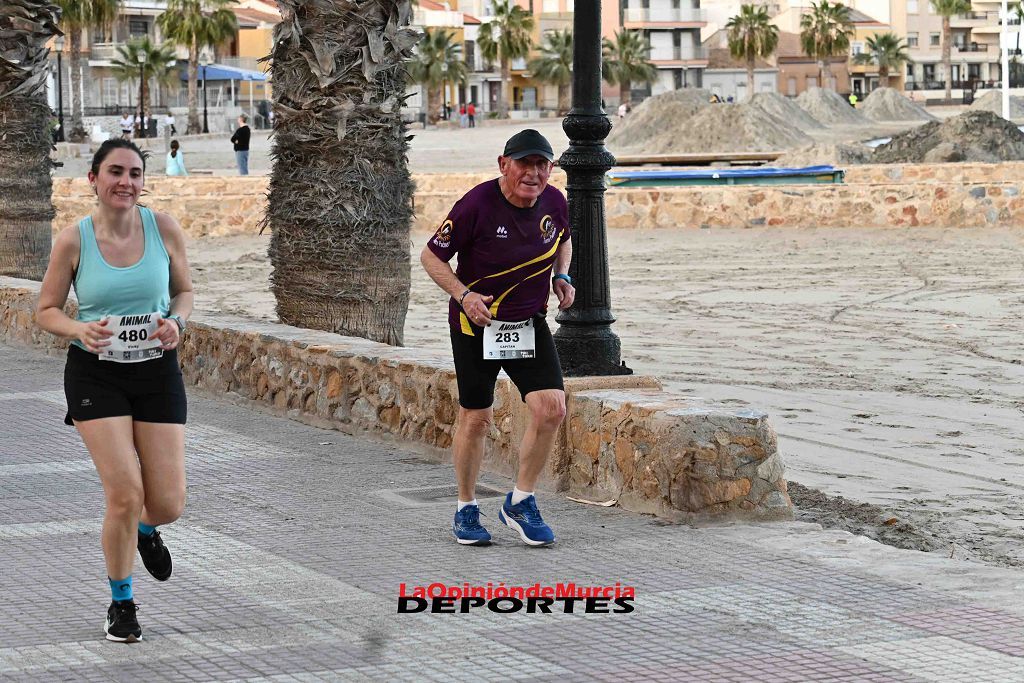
[420,129,575,547]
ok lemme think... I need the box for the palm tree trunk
[0,96,54,280]
[187,39,200,133]
[267,0,416,346]
[428,83,442,124]
[499,58,510,117]
[942,17,952,103]
[819,60,827,89]
[880,66,889,89]
[557,82,569,115]
[746,55,755,102]
[67,30,87,142]
[619,81,630,106]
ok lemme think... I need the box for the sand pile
[860,87,936,122]
[748,92,823,131]
[609,89,811,155]
[608,88,711,152]
[773,143,873,167]
[638,103,811,154]
[873,110,1024,163]
[796,87,867,125]
[968,90,1024,119]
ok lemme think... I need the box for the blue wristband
[553,273,572,285]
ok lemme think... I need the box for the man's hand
[462,292,494,327]
[553,279,575,310]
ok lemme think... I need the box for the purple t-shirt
[427,179,571,334]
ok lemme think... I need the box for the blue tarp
[607,166,838,181]
[179,63,267,82]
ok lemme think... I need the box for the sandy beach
[189,224,1024,568]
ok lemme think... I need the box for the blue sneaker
[498,492,555,546]
[453,505,492,545]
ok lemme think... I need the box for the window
[906,63,914,77]
[907,33,918,47]
[102,78,119,106]
[908,0,918,12]
[787,77,797,96]
[128,18,148,36]
[464,40,475,70]
[851,41,864,55]
[92,26,111,43]
[924,64,935,80]
[930,32,940,47]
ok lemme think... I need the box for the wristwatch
[168,315,186,331]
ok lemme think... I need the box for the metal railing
[954,43,989,52]
[624,7,706,23]
[648,46,707,61]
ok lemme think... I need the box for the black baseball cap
[503,129,555,162]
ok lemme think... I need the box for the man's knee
[106,485,144,519]
[457,408,493,439]
[528,390,566,432]
[146,491,185,525]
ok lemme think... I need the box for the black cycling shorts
[450,313,564,410]
[63,344,188,425]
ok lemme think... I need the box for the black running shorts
[450,313,564,410]
[63,344,188,425]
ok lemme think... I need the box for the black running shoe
[104,599,142,642]
[137,529,172,581]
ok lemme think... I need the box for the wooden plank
[611,152,783,167]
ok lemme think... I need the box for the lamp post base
[554,323,632,377]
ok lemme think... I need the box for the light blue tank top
[72,206,171,349]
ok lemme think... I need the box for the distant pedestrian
[230,114,251,176]
[617,102,628,119]
[165,140,187,176]
[164,111,176,136]
[467,101,476,127]
[459,103,468,128]
[849,92,859,107]
[119,113,133,140]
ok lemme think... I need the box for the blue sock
[109,575,133,602]
[138,522,156,537]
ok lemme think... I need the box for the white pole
[248,78,253,119]
[1002,0,1010,119]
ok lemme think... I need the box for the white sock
[511,487,533,505]
[457,499,478,511]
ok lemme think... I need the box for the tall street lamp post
[553,2,631,376]
[137,52,146,139]
[54,35,65,142]
[201,57,211,134]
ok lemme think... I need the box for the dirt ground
[188,225,1024,569]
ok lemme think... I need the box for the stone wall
[54,161,1024,235]
[1,277,792,523]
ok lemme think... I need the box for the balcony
[88,43,120,60]
[648,46,707,62]
[954,42,990,52]
[624,7,706,26]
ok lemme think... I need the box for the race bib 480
[98,312,164,363]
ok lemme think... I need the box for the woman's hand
[76,319,113,354]
[154,317,181,350]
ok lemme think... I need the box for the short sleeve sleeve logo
[433,219,453,248]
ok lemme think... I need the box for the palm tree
[407,28,467,124]
[602,29,657,106]
[55,0,120,142]
[726,4,779,102]
[266,0,419,345]
[853,32,911,89]
[157,0,237,134]
[477,0,534,118]
[799,0,853,90]
[0,0,61,281]
[109,37,178,117]
[931,0,971,103]
[528,28,572,115]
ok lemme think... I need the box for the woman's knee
[146,488,186,524]
[105,484,145,519]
